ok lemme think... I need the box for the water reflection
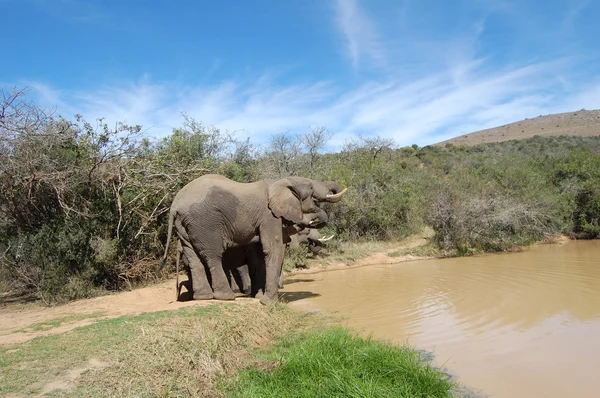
[284,240,600,398]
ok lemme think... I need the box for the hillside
[436,109,600,146]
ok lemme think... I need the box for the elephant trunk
[304,208,328,228]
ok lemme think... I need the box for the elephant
[288,228,334,255]
[174,226,334,301]
[162,174,346,304]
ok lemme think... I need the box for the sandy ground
[0,236,430,347]
[0,279,212,345]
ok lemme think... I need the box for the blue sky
[2,0,599,148]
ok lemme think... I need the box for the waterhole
[285,240,600,397]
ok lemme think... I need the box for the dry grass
[82,303,305,397]
[436,109,600,146]
[0,302,309,397]
[317,239,402,264]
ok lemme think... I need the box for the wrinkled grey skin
[162,174,345,304]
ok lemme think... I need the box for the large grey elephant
[162,174,346,304]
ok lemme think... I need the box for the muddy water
[284,240,600,398]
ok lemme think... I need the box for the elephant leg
[251,263,265,299]
[259,219,285,304]
[180,242,213,300]
[232,264,252,295]
[225,269,236,292]
[201,253,236,301]
[245,243,265,298]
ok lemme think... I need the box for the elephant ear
[268,179,303,224]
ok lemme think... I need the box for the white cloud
[334,0,387,70]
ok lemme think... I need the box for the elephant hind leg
[202,253,236,301]
[180,241,213,300]
[234,264,252,295]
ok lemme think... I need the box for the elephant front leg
[259,220,285,304]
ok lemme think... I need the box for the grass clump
[225,327,455,398]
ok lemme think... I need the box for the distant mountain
[435,109,600,146]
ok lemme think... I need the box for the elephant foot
[213,290,236,301]
[259,293,279,305]
[193,291,214,300]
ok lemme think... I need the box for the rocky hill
[436,109,600,146]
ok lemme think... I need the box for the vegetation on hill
[1,88,600,302]
[436,109,600,146]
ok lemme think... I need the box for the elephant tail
[161,210,175,268]
[175,242,181,300]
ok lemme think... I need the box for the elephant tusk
[309,219,321,226]
[318,234,335,242]
[325,188,347,202]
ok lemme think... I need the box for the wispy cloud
[26,55,592,149]
[334,0,387,70]
[564,0,590,29]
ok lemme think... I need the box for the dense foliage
[1,88,599,302]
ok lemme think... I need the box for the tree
[300,126,333,175]
[262,132,303,178]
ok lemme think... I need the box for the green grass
[224,327,455,398]
[11,312,107,333]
